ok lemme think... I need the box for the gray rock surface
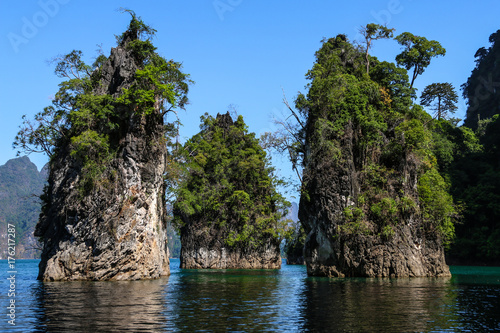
[179,218,282,269]
[300,120,451,278]
[35,40,169,281]
[181,246,281,269]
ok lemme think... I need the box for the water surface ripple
[1,259,499,332]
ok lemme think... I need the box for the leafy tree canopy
[462,29,500,130]
[395,32,446,89]
[13,11,192,193]
[360,23,395,74]
[420,82,458,120]
[287,33,457,245]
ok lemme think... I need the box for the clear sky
[1,0,499,188]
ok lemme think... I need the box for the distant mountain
[0,156,47,259]
[285,201,299,223]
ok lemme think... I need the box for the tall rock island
[296,35,455,277]
[29,14,190,281]
[173,113,288,269]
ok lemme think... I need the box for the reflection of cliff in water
[23,262,500,332]
[298,277,458,332]
[32,278,169,332]
[165,269,282,332]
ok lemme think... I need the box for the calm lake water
[1,259,500,332]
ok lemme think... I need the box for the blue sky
[1,0,499,192]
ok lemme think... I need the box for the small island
[21,12,191,281]
[173,112,289,269]
[283,31,456,277]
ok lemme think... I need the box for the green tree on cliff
[287,33,457,247]
[441,30,500,263]
[462,29,500,130]
[395,32,446,89]
[360,23,395,74]
[13,10,191,194]
[420,83,458,120]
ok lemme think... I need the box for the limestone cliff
[299,129,451,277]
[34,20,176,281]
[297,35,453,278]
[174,113,286,269]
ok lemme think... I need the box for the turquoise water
[1,259,499,332]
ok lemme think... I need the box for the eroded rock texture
[180,245,281,269]
[299,120,451,278]
[298,36,451,278]
[35,38,169,281]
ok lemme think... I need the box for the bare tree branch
[282,88,305,130]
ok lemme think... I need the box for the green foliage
[395,32,446,88]
[360,23,395,74]
[381,225,395,240]
[284,223,306,260]
[370,197,398,224]
[429,119,482,173]
[463,30,500,130]
[13,13,191,195]
[420,83,458,120]
[444,112,500,262]
[395,119,431,151]
[173,113,290,249]
[69,130,114,194]
[294,31,457,245]
[344,206,365,222]
[70,130,110,162]
[418,168,456,246]
[115,9,157,45]
[370,60,415,113]
[298,57,387,160]
[341,205,371,236]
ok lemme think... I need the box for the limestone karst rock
[297,35,452,278]
[34,18,180,281]
[174,112,286,269]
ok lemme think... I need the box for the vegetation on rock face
[360,23,395,75]
[462,30,500,130]
[13,10,191,197]
[12,11,190,280]
[309,34,455,242]
[436,29,500,263]
[173,112,290,250]
[10,11,498,268]
[269,30,458,266]
[284,223,306,264]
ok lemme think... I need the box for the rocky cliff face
[299,144,450,277]
[35,37,170,281]
[297,35,452,278]
[181,201,281,269]
[180,240,281,269]
[299,117,451,278]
